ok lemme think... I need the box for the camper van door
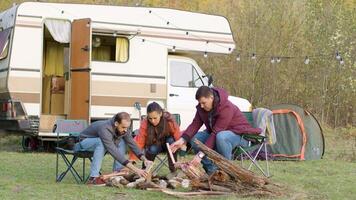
[167,57,207,129]
[68,18,91,122]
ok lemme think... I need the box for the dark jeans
[143,136,177,172]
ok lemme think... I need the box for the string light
[141,10,348,65]
[204,52,208,58]
[236,54,241,61]
[251,53,256,60]
[40,5,349,66]
[304,56,310,65]
[271,57,275,63]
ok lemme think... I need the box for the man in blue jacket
[74,112,151,185]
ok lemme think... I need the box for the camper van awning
[44,19,71,43]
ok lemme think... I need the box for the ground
[0,127,355,200]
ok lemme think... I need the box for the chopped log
[123,173,139,182]
[191,181,233,192]
[194,139,269,188]
[100,171,129,181]
[175,162,208,180]
[136,181,161,190]
[210,170,231,182]
[167,179,181,189]
[157,189,230,198]
[108,176,129,186]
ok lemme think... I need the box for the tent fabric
[269,104,324,160]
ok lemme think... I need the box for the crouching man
[170,86,261,175]
[74,112,152,186]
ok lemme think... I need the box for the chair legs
[152,155,169,175]
[56,149,92,184]
[239,142,270,177]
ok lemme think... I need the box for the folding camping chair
[151,113,181,175]
[232,112,271,177]
[54,119,92,183]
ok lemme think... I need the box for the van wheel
[22,136,39,151]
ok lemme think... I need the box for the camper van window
[91,35,129,63]
[0,28,11,60]
[170,61,204,88]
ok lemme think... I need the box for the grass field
[0,127,355,200]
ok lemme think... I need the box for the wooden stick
[100,171,129,181]
[194,139,269,187]
[145,159,155,182]
[159,189,229,197]
[166,143,176,164]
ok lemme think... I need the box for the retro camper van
[0,2,251,143]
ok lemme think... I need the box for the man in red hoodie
[171,86,261,174]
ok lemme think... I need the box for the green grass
[0,127,355,200]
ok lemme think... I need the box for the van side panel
[9,19,42,117]
[90,37,168,119]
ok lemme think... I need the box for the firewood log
[194,139,269,187]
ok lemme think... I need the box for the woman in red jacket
[130,102,180,172]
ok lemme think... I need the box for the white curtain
[44,19,71,43]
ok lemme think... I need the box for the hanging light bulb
[270,57,275,64]
[236,54,241,61]
[204,52,208,58]
[172,46,176,52]
[276,57,281,63]
[251,53,256,60]
[336,51,341,60]
[304,56,310,65]
[340,58,344,65]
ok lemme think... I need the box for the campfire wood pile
[101,140,282,198]
[189,140,281,197]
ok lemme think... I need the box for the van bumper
[0,119,31,133]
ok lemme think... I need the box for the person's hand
[170,138,186,153]
[134,168,148,178]
[126,162,148,178]
[190,151,204,166]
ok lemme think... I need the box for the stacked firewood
[102,171,191,190]
[189,140,282,198]
[101,140,282,198]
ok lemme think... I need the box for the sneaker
[87,177,106,186]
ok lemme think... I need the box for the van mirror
[203,75,213,86]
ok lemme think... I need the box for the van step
[28,116,39,134]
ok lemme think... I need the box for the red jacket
[129,112,180,160]
[181,87,261,148]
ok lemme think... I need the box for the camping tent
[269,104,325,160]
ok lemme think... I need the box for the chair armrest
[241,134,266,143]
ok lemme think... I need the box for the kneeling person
[170,86,261,175]
[130,102,180,173]
[74,112,151,185]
